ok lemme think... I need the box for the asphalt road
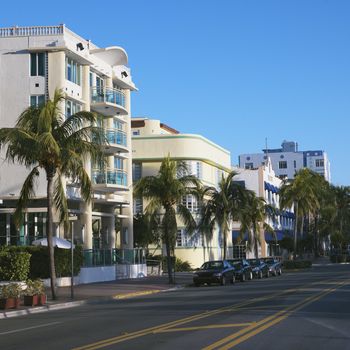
[1,265,349,350]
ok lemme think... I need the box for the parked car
[247,258,270,278]
[262,257,282,276]
[227,259,253,282]
[193,260,235,286]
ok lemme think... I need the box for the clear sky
[1,0,349,185]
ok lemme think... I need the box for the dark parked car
[193,260,235,286]
[227,259,253,282]
[262,257,282,276]
[247,258,270,278]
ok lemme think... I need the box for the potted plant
[0,283,22,310]
[24,279,46,306]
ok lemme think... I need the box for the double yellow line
[204,279,348,350]
[72,278,347,350]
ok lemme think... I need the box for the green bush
[149,255,193,272]
[283,260,312,269]
[330,255,348,263]
[0,250,31,281]
[0,245,83,280]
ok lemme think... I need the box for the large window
[66,57,81,85]
[245,163,254,169]
[30,53,45,76]
[176,229,202,247]
[182,195,199,213]
[315,159,324,167]
[114,157,124,170]
[30,95,45,107]
[65,100,82,117]
[279,161,287,169]
[132,162,142,182]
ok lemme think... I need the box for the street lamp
[69,215,78,300]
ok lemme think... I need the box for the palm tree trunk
[164,233,174,284]
[254,233,259,259]
[223,229,227,260]
[46,172,57,300]
[293,202,298,260]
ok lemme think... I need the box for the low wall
[42,264,148,286]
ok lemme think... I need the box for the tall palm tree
[134,156,201,283]
[0,90,104,299]
[241,194,275,258]
[199,171,253,260]
[279,169,320,258]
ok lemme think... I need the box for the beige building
[0,25,136,250]
[232,159,294,258]
[132,118,232,268]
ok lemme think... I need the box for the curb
[0,285,185,319]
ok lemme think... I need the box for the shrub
[150,255,193,272]
[0,283,22,298]
[25,279,45,296]
[0,246,83,280]
[330,255,348,263]
[283,260,312,269]
[0,250,31,281]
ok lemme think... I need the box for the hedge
[0,250,31,281]
[330,255,349,263]
[0,245,83,280]
[283,260,312,269]
[149,255,193,272]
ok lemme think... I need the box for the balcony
[92,168,128,192]
[104,129,128,154]
[91,87,128,116]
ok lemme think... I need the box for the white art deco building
[0,25,136,251]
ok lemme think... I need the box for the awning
[232,230,248,242]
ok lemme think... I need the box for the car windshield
[249,260,260,266]
[264,258,275,264]
[200,261,223,270]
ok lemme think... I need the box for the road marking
[0,321,62,335]
[113,290,163,299]
[154,323,254,333]
[203,280,348,350]
[72,277,345,350]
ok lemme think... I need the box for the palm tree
[279,169,320,258]
[0,90,104,299]
[134,156,201,283]
[241,194,275,258]
[199,171,253,260]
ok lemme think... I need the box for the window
[176,230,183,247]
[30,53,45,76]
[182,195,199,213]
[132,162,142,182]
[278,174,288,180]
[65,100,82,117]
[279,161,287,169]
[176,229,202,247]
[30,95,45,107]
[245,163,254,169]
[114,119,123,130]
[114,157,124,170]
[195,161,202,179]
[89,72,93,87]
[294,160,297,168]
[132,130,140,136]
[133,198,143,215]
[66,57,81,85]
[96,76,104,91]
[315,159,324,167]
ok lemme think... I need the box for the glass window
[133,130,140,136]
[114,157,124,170]
[65,100,82,117]
[30,95,45,107]
[113,119,123,130]
[30,53,45,76]
[245,163,254,169]
[66,57,81,85]
[132,162,142,182]
[196,161,202,179]
[315,159,324,167]
[294,160,297,168]
[279,161,287,169]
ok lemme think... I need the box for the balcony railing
[91,87,126,108]
[106,129,127,147]
[0,25,64,37]
[92,169,127,187]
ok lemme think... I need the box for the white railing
[0,25,64,37]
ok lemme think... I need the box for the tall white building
[239,140,331,182]
[0,25,136,250]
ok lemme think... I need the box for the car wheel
[232,275,236,284]
[278,268,282,276]
[258,271,263,279]
[221,276,227,286]
[241,274,246,282]
[273,270,277,277]
[249,272,253,280]
[266,271,270,278]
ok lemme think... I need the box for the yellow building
[131,118,232,268]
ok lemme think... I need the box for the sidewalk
[0,273,193,319]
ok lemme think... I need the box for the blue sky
[2,0,349,185]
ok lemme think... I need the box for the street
[1,265,350,350]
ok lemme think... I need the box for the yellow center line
[71,277,346,350]
[203,280,348,350]
[153,323,254,333]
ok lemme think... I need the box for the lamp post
[69,215,78,300]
